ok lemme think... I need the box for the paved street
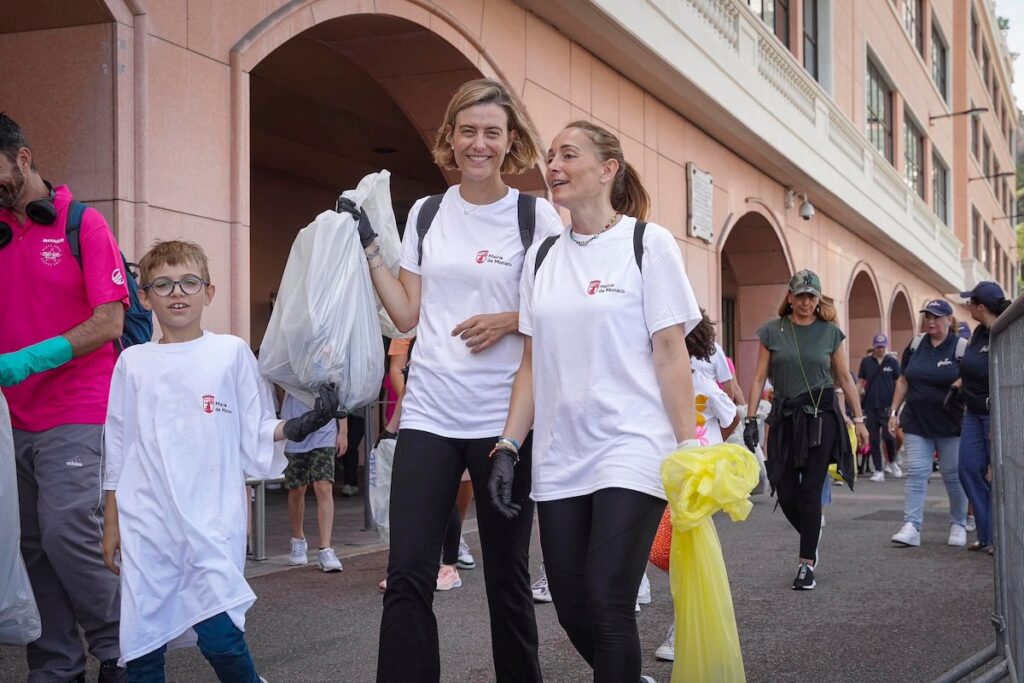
[0,474,999,682]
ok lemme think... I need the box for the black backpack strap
[65,200,87,268]
[517,193,537,250]
[633,220,647,272]
[534,235,560,275]
[416,194,444,266]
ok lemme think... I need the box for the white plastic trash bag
[259,173,390,412]
[0,392,41,645]
[337,171,413,341]
[368,437,396,544]
[729,404,768,495]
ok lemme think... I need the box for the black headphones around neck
[0,181,58,249]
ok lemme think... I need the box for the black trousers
[537,488,664,683]
[441,500,463,566]
[341,415,364,487]
[775,413,839,560]
[377,429,540,683]
[866,407,896,471]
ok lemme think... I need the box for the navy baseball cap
[920,299,953,317]
[957,321,972,339]
[872,334,888,347]
[960,281,1005,310]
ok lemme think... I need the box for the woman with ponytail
[956,281,1011,553]
[488,121,703,683]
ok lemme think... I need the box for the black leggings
[377,429,540,683]
[537,488,665,683]
[775,413,839,560]
[866,407,896,471]
[441,500,463,566]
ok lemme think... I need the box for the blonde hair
[138,240,211,287]
[432,79,543,175]
[563,120,650,220]
[777,292,837,322]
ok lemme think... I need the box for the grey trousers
[14,424,120,682]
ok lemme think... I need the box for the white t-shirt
[398,185,564,438]
[281,392,338,452]
[102,332,285,664]
[692,363,737,446]
[692,342,733,387]
[521,217,702,501]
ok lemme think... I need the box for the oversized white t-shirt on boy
[102,332,286,664]
[521,217,702,501]
[692,342,733,387]
[692,363,737,446]
[399,185,564,438]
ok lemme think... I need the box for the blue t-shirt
[857,354,900,409]
[899,332,962,438]
[959,325,990,415]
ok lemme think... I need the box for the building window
[904,116,925,198]
[983,45,991,92]
[932,151,948,224]
[971,7,979,59]
[1004,254,1011,291]
[904,0,923,55]
[970,105,980,159]
[931,25,948,101]
[983,224,992,273]
[803,0,818,80]
[866,59,893,162]
[971,208,981,258]
[748,0,790,46]
[993,160,1000,195]
[983,134,992,176]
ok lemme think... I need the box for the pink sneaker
[436,565,462,591]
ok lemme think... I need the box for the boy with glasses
[100,240,339,681]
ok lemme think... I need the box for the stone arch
[845,262,884,368]
[719,209,795,391]
[889,286,915,353]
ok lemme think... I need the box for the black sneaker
[98,658,127,683]
[792,562,815,590]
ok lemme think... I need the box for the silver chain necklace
[569,212,621,247]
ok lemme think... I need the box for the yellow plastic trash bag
[661,443,759,683]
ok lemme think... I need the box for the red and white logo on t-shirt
[476,250,489,264]
[473,250,513,268]
[112,268,125,286]
[585,280,625,295]
[202,394,215,414]
[587,280,601,295]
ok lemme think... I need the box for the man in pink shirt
[0,113,128,682]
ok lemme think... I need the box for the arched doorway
[244,11,546,343]
[846,268,883,369]
[890,288,915,354]
[719,210,793,392]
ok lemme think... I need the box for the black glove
[282,385,340,442]
[336,197,377,248]
[487,448,521,520]
[943,385,965,415]
[375,429,398,447]
[742,418,759,453]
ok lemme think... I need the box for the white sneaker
[820,513,826,528]
[892,462,903,478]
[531,565,553,603]
[340,484,359,497]
[634,602,641,613]
[289,537,308,565]
[637,572,652,605]
[891,523,921,547]
[317,547,342,572]
[869,471,885,482]
[966,515,977,532]
[456,537,476,570]
[948,524,967,547]
[640,677,658,683]
[655,623,675,661]
[883,462,893,474]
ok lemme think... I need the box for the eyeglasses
[142,275,209,297]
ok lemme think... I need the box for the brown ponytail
[565,121,651,220]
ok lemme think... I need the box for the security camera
[799,199,815,221]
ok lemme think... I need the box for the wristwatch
[852,416,866,424]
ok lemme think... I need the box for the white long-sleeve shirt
[103,332,285,664]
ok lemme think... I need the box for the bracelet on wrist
[489,444,520,466]
[852,416,866,424]
[365,244,382,262]
[496,436,520,452]
[744,416,758,424]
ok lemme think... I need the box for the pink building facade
[0,0,1018,388]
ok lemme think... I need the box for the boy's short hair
[138,240,211,287]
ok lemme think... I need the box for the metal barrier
[932,295,1024,683]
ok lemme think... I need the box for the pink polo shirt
[0,185,129,432]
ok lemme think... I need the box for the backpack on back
[534,220,647,275]
[416,192,537,265]
[908,332,967,361]
[65,200,153,350]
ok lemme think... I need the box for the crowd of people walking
[0,69,1016,683]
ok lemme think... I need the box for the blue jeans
[902,433,967,531]
[958,412,992,545]
[126,612,259,683]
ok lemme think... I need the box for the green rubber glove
[0,336,74,387]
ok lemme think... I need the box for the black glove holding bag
[742,418,760,454]
[336,197,378,248]
[487,447,521,520]
[283,384,341,443]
